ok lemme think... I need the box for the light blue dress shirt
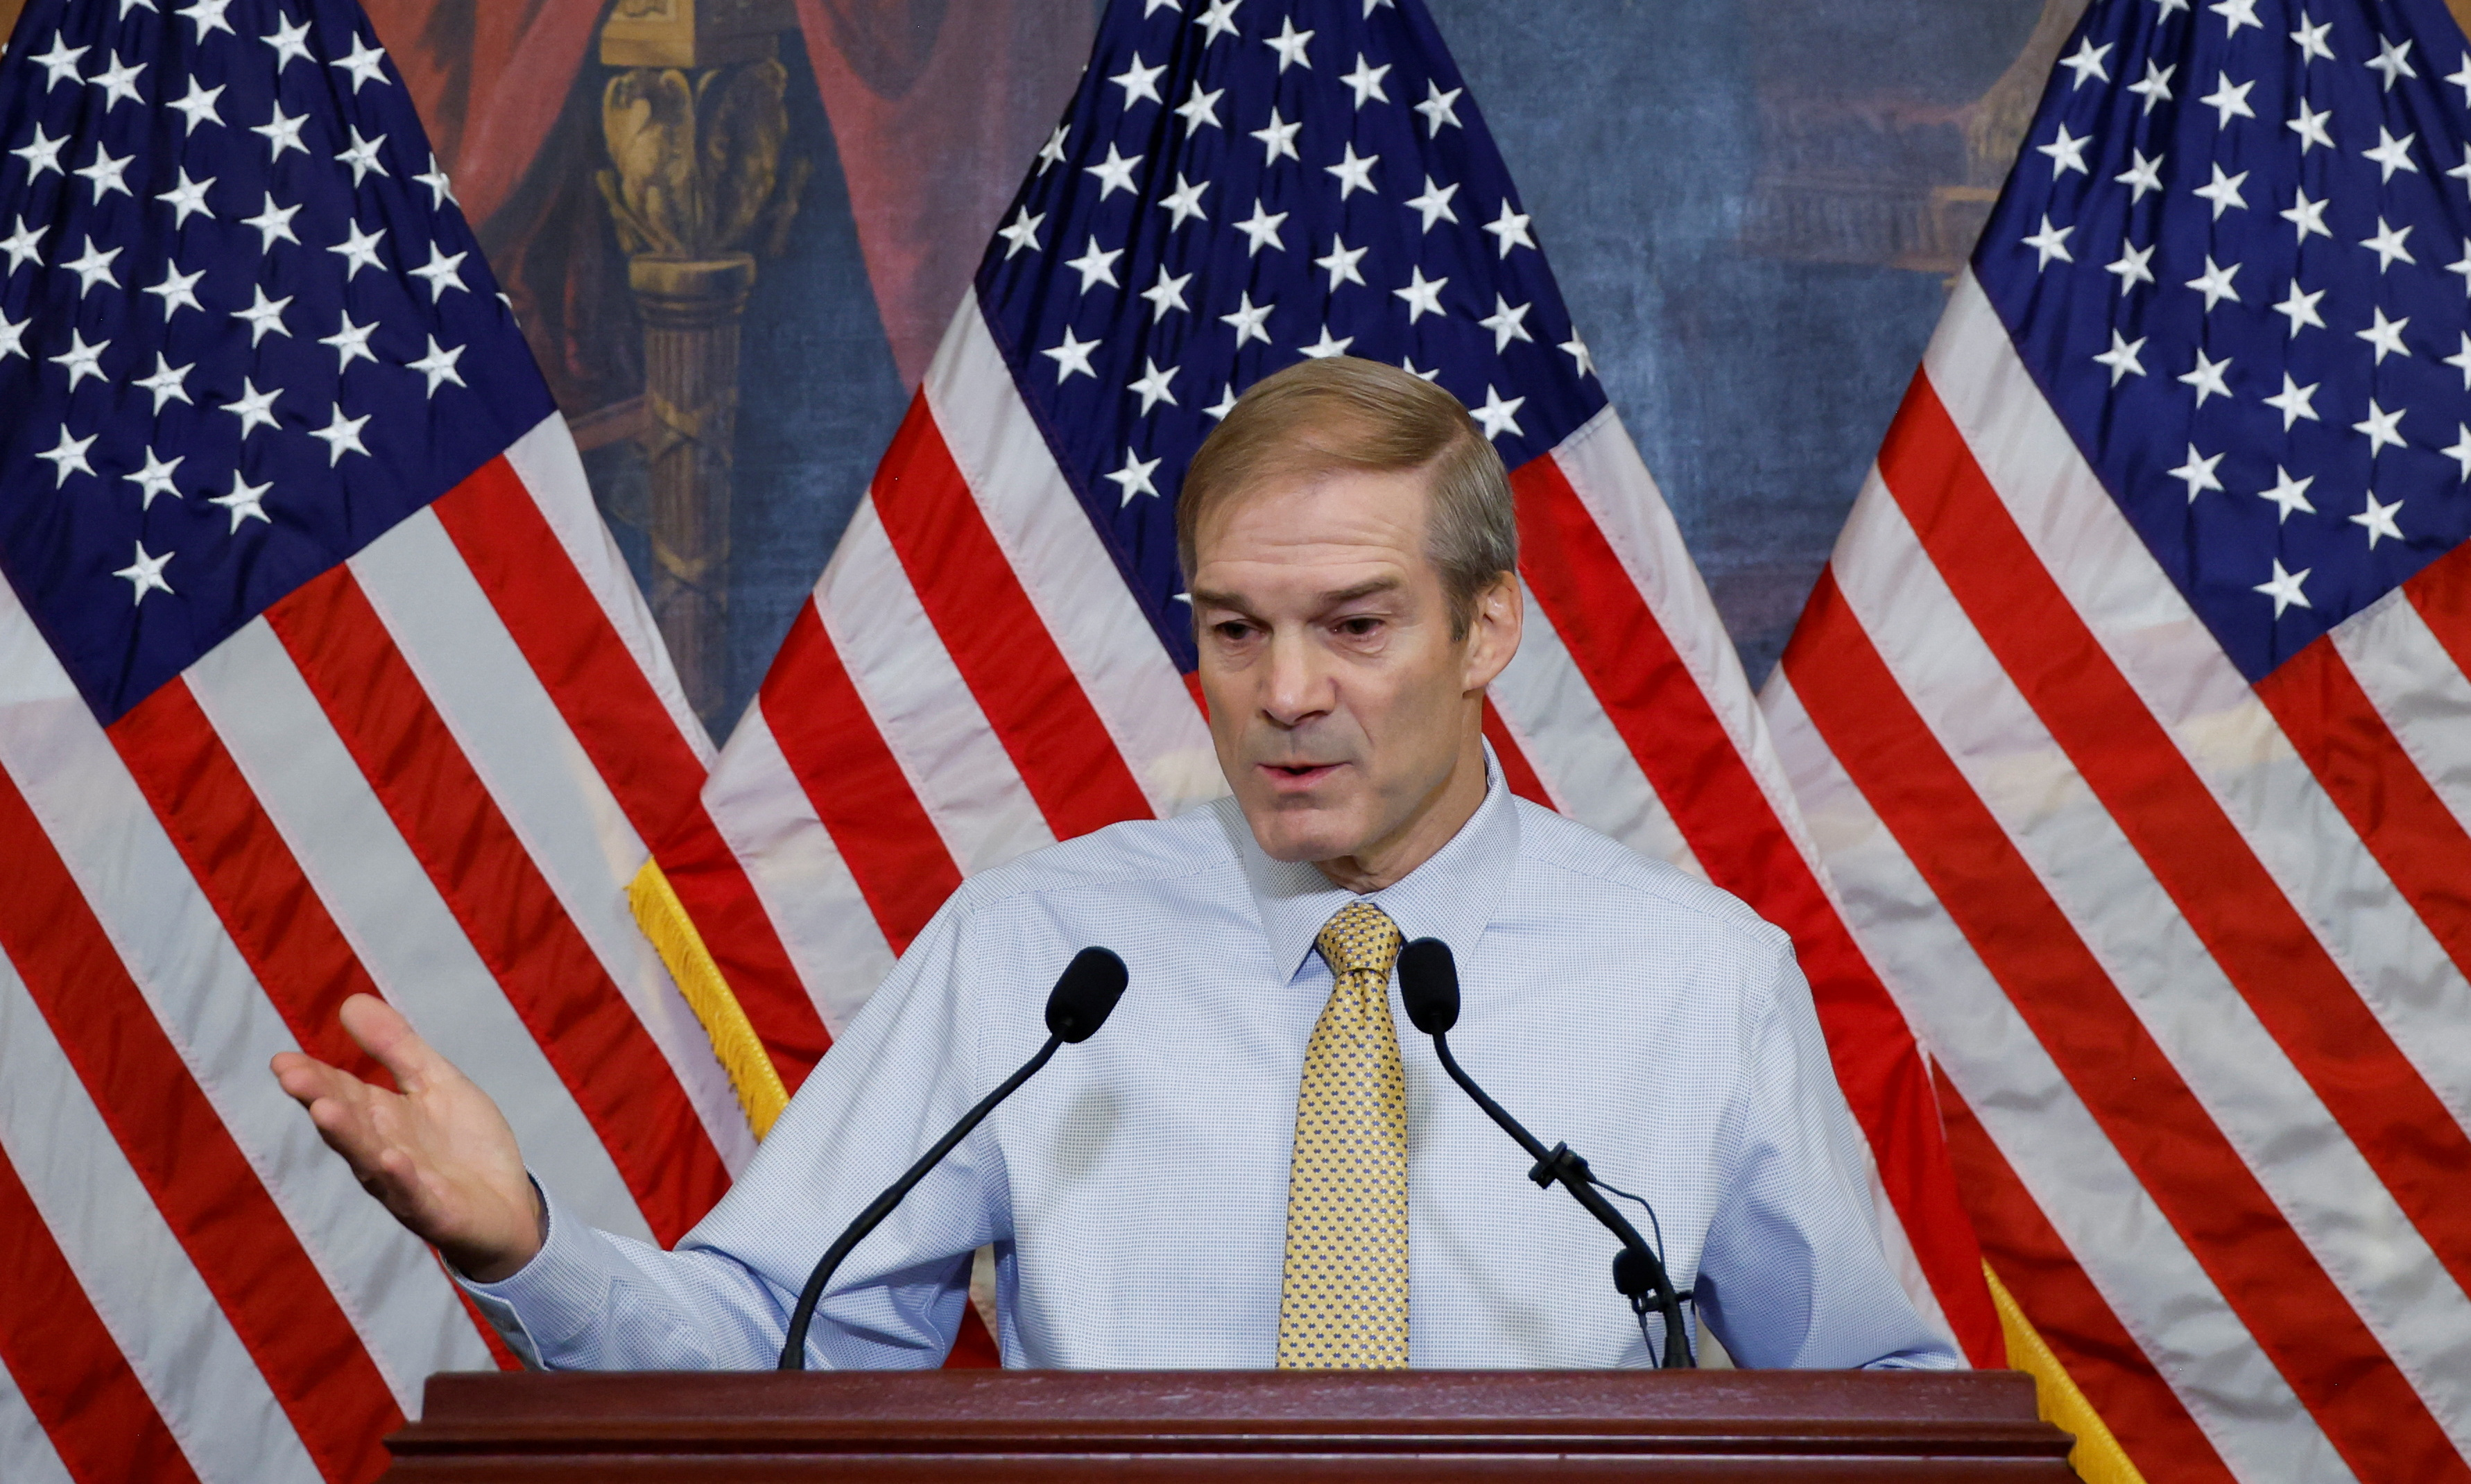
[465,757,1958,1373]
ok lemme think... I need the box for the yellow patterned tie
[1275,901,1410,1368]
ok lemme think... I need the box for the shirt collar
[1219,743,1522,983]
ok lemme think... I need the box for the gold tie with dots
[1275,901,1410,1369]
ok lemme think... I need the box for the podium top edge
[412,1367,2045,1430]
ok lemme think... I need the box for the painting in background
[293,0,2101,725]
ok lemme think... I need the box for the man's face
[1189,465,1518,883]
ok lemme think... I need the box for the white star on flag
[2252,558,2312,614]
[309,406,373,465]
[2094,329,2149,384]
[1105,449,1162,503]
[1395,266,1447,322]
[2169,442,2225,500]
[2350,491,2405,547]
[37,428,99,485]
[1126,357,1178,414]
[207,474,272,530]
[1470,384,1524,438]
[112,541,175,603]
[2257,465,2317,520]
[126,449,183,508]
[406,336,468,395]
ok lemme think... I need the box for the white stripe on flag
[179,619,656,1246]
[0,1373,74,1484]
[0,954,320,1484]
[708,701,896,1033]
[1762,670,2352,1484]
[1548,409,1825,867]
[2330,587,2471,845]
[502,416,714,763]
[1925,273,2471,1121]
[819,506,1056,874]
[1831,473,2471,1430]
[927,299,1225,817]
[0,598,497,1410]
[350,509,755,1170]
[1488,577,1703,875]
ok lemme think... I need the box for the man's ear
[1462,572,1522,692]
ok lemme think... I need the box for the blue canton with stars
[1981,0,2471,682]
[975,0,1605,673]
[0,0,554,725]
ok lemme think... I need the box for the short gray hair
[1175,356,1517,638]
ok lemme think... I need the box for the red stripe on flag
[1933,1068,2237,1484]
[0,1143,198,1484]
[1882,373,2471,1295]
[1510,452,2001,1365]
[428,459,832,1087]
[1479,699,1555,808]
[654,818,834,1092]
[0,766,399,1484]
[264,567,730,1246]
[870,395,1155,840]
[760,601,964,955]
[2404,536,2471,701]
[2255,636,2471,985]
[1782,568,2465,1483]
[947,1306,1001,1368]
[108,683,388,1087]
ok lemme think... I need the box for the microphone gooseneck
[1395,937,1696,1369]
[777,947,1128,1370]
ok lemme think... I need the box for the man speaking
[274,358,1955,1373]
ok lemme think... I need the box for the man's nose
[1259,630,1333,727]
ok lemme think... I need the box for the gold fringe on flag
[627,858,790,1139]
[1984,1261,2146,1484]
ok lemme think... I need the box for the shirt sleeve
[1691,935,1961,1371]
[456,893,1007,1370]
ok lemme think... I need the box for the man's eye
[1338,617,1382,637]
[1214,621,1256,641]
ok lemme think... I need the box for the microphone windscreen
[1397,938,1460,1035]
[1044,947,1129,1043]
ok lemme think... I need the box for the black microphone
[1396,938,1695,1369]
[777,947,1129,1370]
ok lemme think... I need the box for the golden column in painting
[599,0,809,724]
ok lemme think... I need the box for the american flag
[0,1,756,1478]
[664,0,2005,1372]
[1764,0,2471,1478]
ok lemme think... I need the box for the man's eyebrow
[1188,576,1404,614]
[1317,576,1403,607]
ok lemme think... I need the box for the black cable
[1592,1175,1669,1275]
[1428,1031,1694,1367]
[1594,1174,1696,1366]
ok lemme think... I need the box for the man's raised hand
[271,993,544,1282]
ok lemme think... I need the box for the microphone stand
[1427,1031,1696,1369]
[777,944,1125,1370]
[776,1036,1060,1370]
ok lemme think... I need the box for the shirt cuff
[454,1179,607,1370]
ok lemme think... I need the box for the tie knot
[1316,901,1403,980]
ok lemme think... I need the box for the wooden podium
[384,1368,2077,1480]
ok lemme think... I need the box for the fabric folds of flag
[1764,0,2471,1479]
[0,2,752,1479]
[663,0,2002,1370]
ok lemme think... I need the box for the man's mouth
[1259,761,1343,788]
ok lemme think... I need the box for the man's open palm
[272,993,543,1282]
